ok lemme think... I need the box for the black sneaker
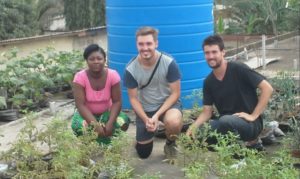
[164,142,177,159]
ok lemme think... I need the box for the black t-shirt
[203,61,265,122]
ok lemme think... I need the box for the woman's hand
[104,121,114,137]
[92,122,106,137]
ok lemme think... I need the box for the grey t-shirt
[124,52,181,112]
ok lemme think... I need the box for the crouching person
[71,44,130,144]
[187,35,273,150]
[124,27,183,159]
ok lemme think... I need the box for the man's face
[204,45,225,69]
[136,34,158,61]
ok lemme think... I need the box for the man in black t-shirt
[187,35,273,149]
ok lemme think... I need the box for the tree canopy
[217,0,300,35]
[1,0,298,40]
[0,0,39,40]
[0,0,106,40]
[64,0,105,31]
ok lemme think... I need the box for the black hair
[83,44,106,60]
[202,35,225,51]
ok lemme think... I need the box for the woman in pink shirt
[71,44,130,144]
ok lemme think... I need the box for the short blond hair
[136,26,159,41]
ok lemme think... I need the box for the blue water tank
[107,0,213,109]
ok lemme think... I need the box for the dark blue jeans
[209,115,262,142]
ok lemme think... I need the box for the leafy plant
[209,129,298,178]
[0,47,84,111]
[87,131,134,179]
[1,114,134,178]
[223,0,298,35]
[217,16,225,34]
[0,0,40,40]
[290,119,300,150]
[177,124,215,178]
[177,123,299,178]
[266,71,298,121]
[64,0,106,30]
[184,89,203,120]
[0,96,7,110]
[1,114,45,178]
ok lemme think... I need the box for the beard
[140,50,154,61]
[207,58,222,69]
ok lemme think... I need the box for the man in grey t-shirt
[124,26,183,160]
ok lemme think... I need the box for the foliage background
[0,0,106,40]
[215,0,300,35]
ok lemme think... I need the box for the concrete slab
[0,103,75,153]
[244,57,280,69]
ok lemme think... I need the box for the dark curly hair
[202,35,225,51]
[83,44,106,60]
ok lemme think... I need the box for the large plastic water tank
[107,0,213,109]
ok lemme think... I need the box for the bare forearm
[251,81,273,120]
[187,107,212,136]
[155,80,181,117]
[130,98,149,124]
[193,110,212,128]
[76,103,97,124]
[108,101,121,124]
[251,88,273,120]
[155,92,179,117]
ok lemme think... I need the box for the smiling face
[136,34,158,61]
[204,44,225,69]
[86,51,106,73]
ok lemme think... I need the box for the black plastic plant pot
[278,122,293,133]
[293,163,300,170]
[0,109,18,121]
[155,128,166,138]
[66,91,74,99]
[181,121,193,133]
[61,84,72,91]
[44,87,60,94]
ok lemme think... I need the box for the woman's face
[86,51,106,72]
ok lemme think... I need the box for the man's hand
[233,112,256,122]
[150,114,159,131]
[146,116,158,132]
[186,128,193,138]
[145,117,153,131]
[186,123,198,139]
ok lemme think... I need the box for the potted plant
[0,94,18,121]
[291,119,300,158]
